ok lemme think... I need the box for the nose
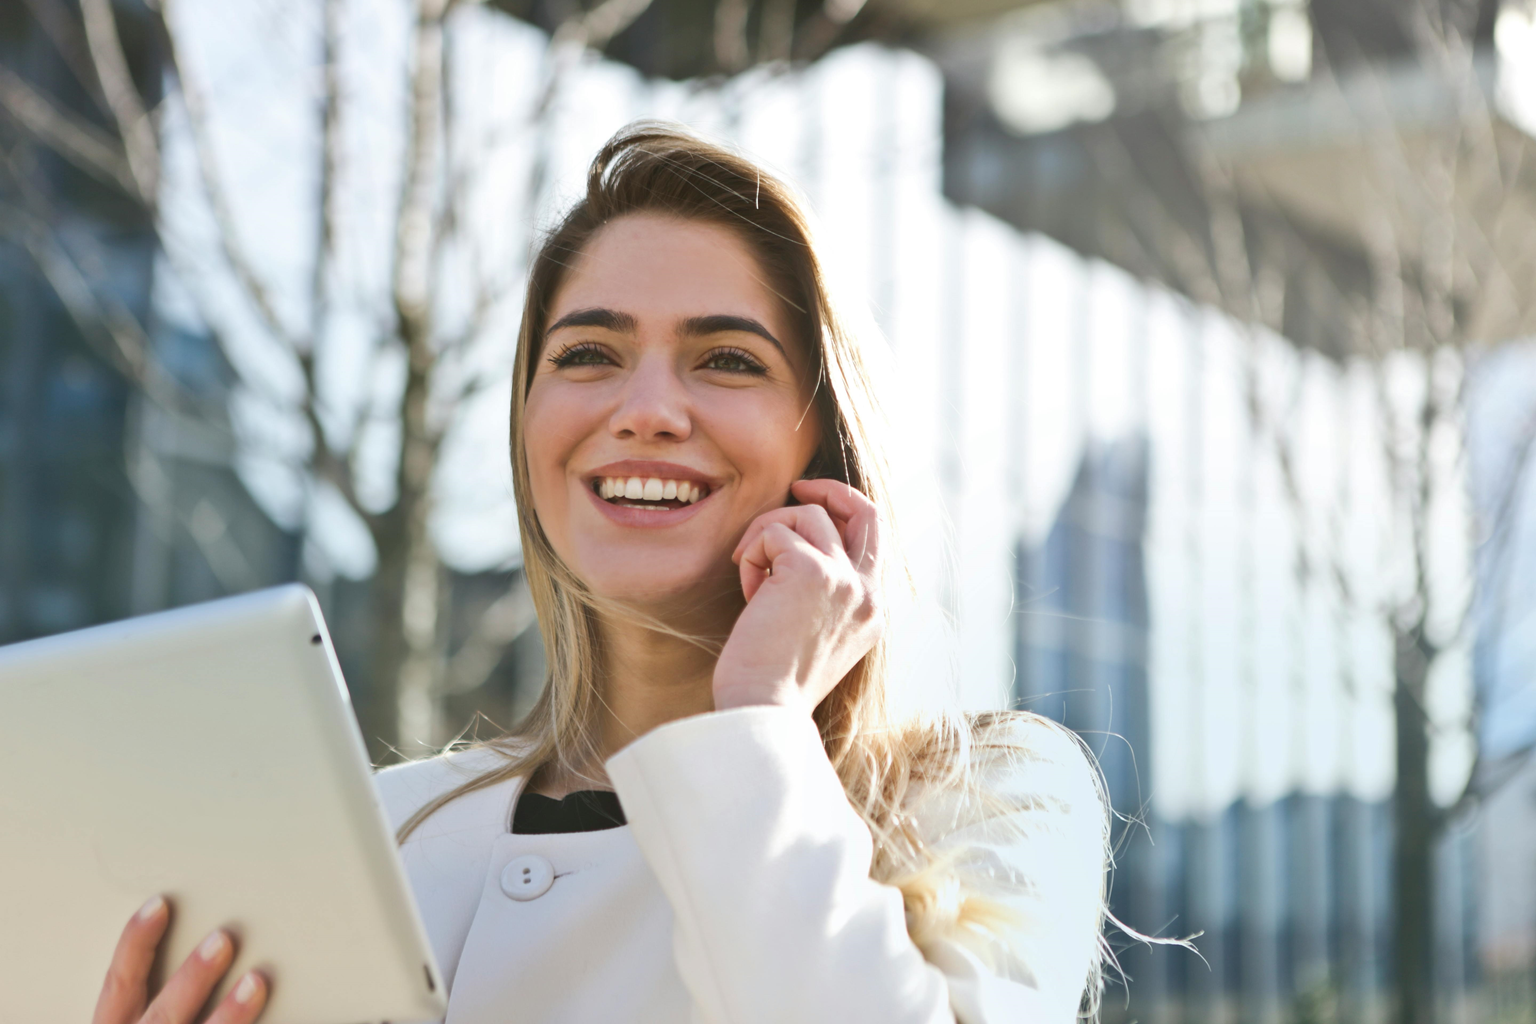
[608,354,691,442]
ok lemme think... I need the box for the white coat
[373,705,1106,1024]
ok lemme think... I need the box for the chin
[577,556,739,615]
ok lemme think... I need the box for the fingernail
[233,972,261,1004]
[136,895,166,921]
[198,930,229,961]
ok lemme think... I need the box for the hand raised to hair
[713,479,885,715]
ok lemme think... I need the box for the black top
[511,789,627,834]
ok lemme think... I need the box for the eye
[548,342,614,369]
[701,346,768,376]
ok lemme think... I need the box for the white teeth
[596,476,707,504]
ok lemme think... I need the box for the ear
[799,448,827,482]
[800,441,854,484]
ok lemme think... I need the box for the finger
[791,479,881,572]
[204,971,269,1024]
[738,522,822,602]
[93,896,170,1024]
[141,929,235,1024]
[789,479,874,535]
[730,511,778,565]
[732,504,842,565]
[738,522,799,601]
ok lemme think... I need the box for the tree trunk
[359,519,409,760]
[361,399,442,759]
[356,0,449,763]
[1392,624,1437,1024]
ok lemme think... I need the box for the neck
[533,592,739,799]
[595,611,723,758]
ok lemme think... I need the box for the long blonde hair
[396,122,1109,1014]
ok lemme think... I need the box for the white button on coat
[500,855,554,901]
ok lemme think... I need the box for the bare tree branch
[1441,740,1536,828]
[311,0,341,346]
[0,65,137,194]
[0,199,147,376]
[295,0,373,531]
[1082,124,1224,308]
[556,0,657,51]
[20,0,110,113]
[303,399,376,528]
[393,0,446,354]
[124,444,259,594]
[429,5,474,341]
[79,0,159,203]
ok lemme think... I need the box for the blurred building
[0,3,297,642]
[0,5,144,639]
[934,0,1529,354]
[5,1,1535,1021]
[0,5,535,752]
[926,3,1528,1020]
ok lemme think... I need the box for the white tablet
[0,585,447,1024]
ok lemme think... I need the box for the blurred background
[4,0,1536,1020]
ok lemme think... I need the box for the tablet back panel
[0,586,446,1024]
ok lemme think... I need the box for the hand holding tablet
[92,897,267,1024]
[0,586,445,1024]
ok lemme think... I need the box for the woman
[94,124,1109,1024]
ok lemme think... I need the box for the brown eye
[550,342,613,368]
[702,347,768,375]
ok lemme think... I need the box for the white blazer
[374,705,1105,1024]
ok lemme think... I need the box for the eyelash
[701,347,768,376]
[548,343,769,376]
[548,342,611,368]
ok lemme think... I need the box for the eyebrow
[545,307,639,336]
[680,314,786,357]
[546,308,787,358]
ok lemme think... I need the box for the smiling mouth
[593,475,711,511]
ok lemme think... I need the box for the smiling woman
[94,124,1110,1024]
[525,212,822,610]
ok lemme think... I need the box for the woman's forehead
[547,214,791,338]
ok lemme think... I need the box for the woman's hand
[713,479,884,713]
[93,896,268,1024]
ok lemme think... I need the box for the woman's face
[523,213,822,610]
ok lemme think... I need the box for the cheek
[702,390,820,491]
[522,384,587,542]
